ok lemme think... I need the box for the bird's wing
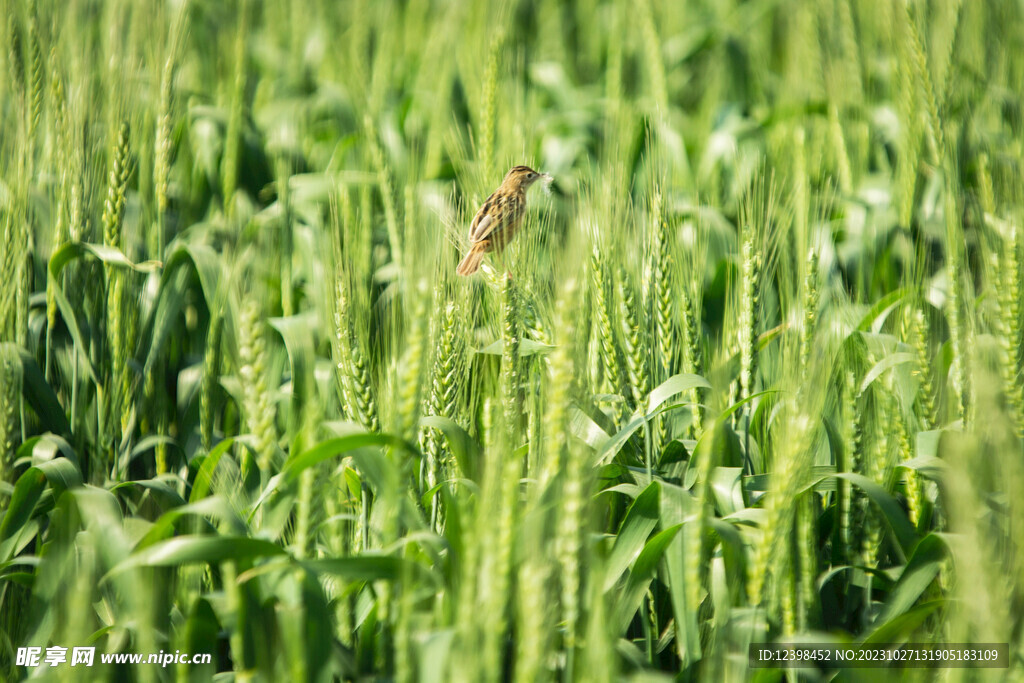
[468,192,500,242]
[469,193,525,243]
[469,211,495,243]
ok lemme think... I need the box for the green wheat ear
[46,59,70,376]
[364,114,402,268]
[154,51,176,260]
[995,228,1023,436]
[7,14,24,96]
[501,272,522,439]
[26,9,43,154]
[737,222,761,415]
[333,270,379,433]
[102,121,131,250]
[616,265,647,412]
[945,182,972,425]
[638,0,667,111]
[908,304,936,429]
[839,369,861,565]
[0,209,21,344]
[553,282,585,652]
[395,280,429,441]
[681,273,703,437]
[102,121,135,453]
[541,277,578,488]
[796,492,817,631]
[747,404,812,611]
[652,192,677,386]
[515,549,552,683]
[420,285,466,526]
[200,314,225,452]
[478,22,504,178]
[896,406,923,527]
[591,243,624,423]
[238,296,276,477]
[894,2,922,229]
[799,249,820,380]
[0,346,22,489]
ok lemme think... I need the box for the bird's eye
[528,172,536,178]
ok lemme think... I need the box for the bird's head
[503,165,551,190]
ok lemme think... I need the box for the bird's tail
[456,243,488,276]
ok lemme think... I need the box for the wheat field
[0,0,1022,680]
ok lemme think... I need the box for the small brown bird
[456,165,550,276]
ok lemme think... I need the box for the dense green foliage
[1,0,1023,680]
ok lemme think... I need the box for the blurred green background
[1,0,1022,680]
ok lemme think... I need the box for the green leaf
[0,458,82,560]
[48,242,160,384]
[745,466,838,493]
[707,518,747,589]
[51,241,162,274]
[133,497,240,550]
[161,242,222,313]
[6,347,71,437]
[22,433,78,468]
[106,535,287,577]
[0,468,46,561]
[130,435,180,462]
[33,458,83,494]
[834,472,918,559]
[189,438,236,502]
[873,533,948,625]
[300,556,437,585]
[915,429,943,459]
[182,598,219,678]
[288,172,337,205]
[252,434,417,513]
[282,434,416,482]
[860,601,945,645]
[896,455,947,482]
[110,476,187,509]
[269,312,317,429]
[857,288,909,332]
[644,373,711,414]
[661,484,702,665]
[140,265,191,377]
[0,556,40,573]
[600,483,645,499]
[604,481,660,591]
[135,243,222,377]
[596,373,711,465]
[860,352,915,394]
[716,389,779,425]
[477,338,554,356]
[569,406,612,452]
[419,416,480,481]
[613,523,683,632]
[709,467,744,516]
[0,572,34,587]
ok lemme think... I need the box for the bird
[456,165,550,276]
